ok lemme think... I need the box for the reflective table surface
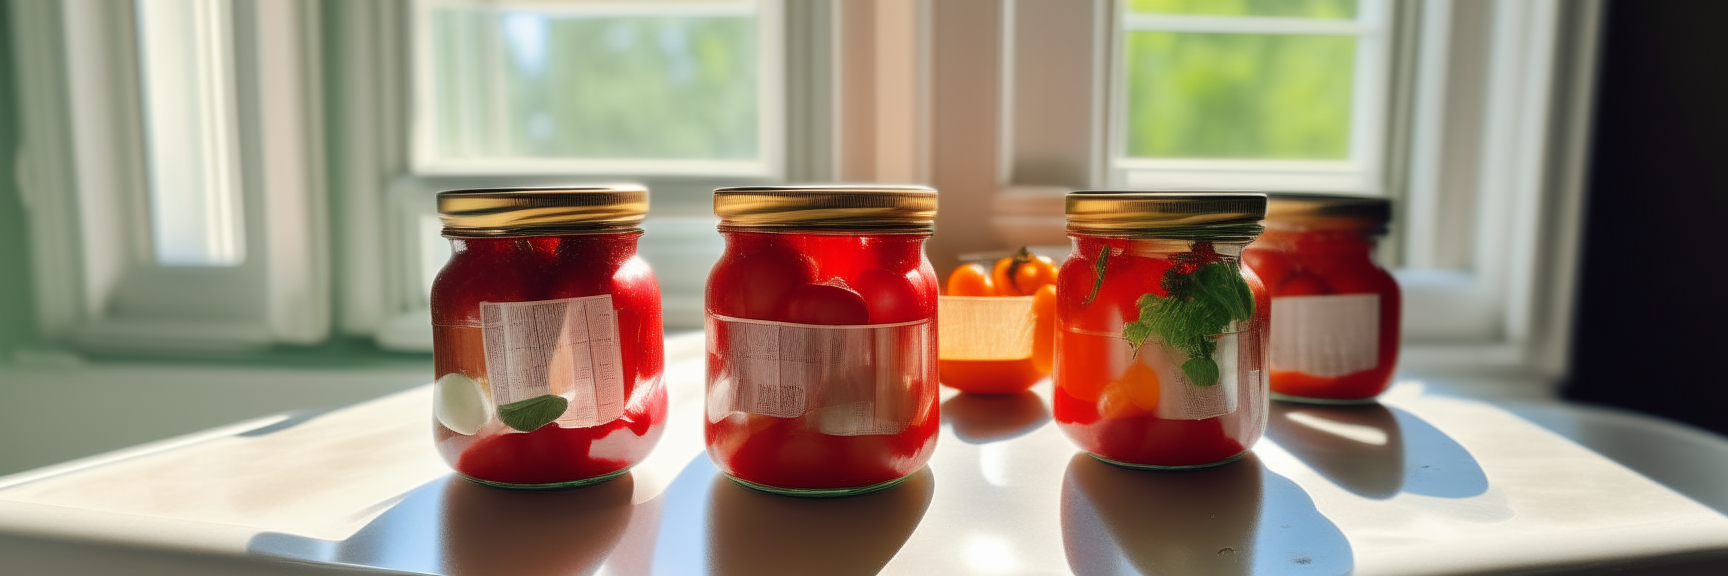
[3,332,1727,575]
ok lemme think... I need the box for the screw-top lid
[1264,193,1392,235]
[437,185,647,238]
[1065,190,1267,240]
[713,185,938,232]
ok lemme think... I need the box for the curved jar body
[1054,237,1270,469]
[1243,195,1400,402]
[431,187,665,489]
[705,186,940,496]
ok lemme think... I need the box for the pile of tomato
[1243,228,1401,400]
[939,249,1059,394]
[430,233,667,487]
[705,231,940,491]
[1052,237,1269,468]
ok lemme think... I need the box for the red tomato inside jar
[430,186,666,489]
[706,186,940,497]
[1243,194,1401,403]
[1054,191,1270,470]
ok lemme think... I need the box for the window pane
[1128,0,1357,19]
[1124,32,1356,160]
[429,2,759,161]
[135,0,244,266]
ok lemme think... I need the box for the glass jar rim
[1264,193,1391,234]
[438,185,647,238]
[1065,190,1266,240]
[713,185,937,231]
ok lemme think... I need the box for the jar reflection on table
[430,186,667,489]
[1053,191,1270,470]
[1243,194,1401,402]
[705,186,940,497]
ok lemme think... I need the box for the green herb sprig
[1121,254,1255,387]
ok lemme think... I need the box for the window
[9,0,1598,378]
[327,0,833,350]
[8,0,327,351]
[412,0,773,175]
[989,0,1600,377]
[1113,0,1392,193]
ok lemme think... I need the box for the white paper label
[709,315,932,436]
[1152,334,1241,421]
[1270,294,1380,378]
[480,295,626,428]
[937,296,1036,361]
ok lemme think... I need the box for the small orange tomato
[946,263,995,296]
[1031,284,1057,375]
[991,256,1023,296]
[1015,254,1058,294]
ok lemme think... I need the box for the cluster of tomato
[706,232,937,326]
[430,234,667,487]
[938,248,1060,394]
[1242,228,1402,400]
[705,231,941,491]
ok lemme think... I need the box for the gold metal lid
[1065,190,1267,240]
[437,185,647,238]
[713,185,937,231]
[1264,193,1391,234]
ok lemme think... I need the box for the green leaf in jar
[1182,357,1221,388]
[497,394,568,432]
[1119,253,1255,387]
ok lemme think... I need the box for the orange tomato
[946,263,995,296]
[1014,254,1058,294]
[1099,362,1162,419]
[1031,284,1056,374]
[991,257,1023,296]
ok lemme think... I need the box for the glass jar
[705,185,940,497]
[1054,191,1270,470]
[1243,194,1400,402]
[430,186,666,489]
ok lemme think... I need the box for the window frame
[325,0,837,351]
[985,0,1602,381]
[1109,1,1396,194]
[6,0,330,352]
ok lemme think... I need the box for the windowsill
[2,331,1727,574]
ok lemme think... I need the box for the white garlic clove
[435,373,491,435]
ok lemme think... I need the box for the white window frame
[327,0,840,351]
[966,0,1601,383]
[1111,1,1396,193]
[7,0,329,352]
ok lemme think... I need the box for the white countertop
[3,332,1727,575]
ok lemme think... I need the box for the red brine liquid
[706,231,940,493]
[431,233,666,487]
[1053,236,1270,469]
[1244,227,1401,401]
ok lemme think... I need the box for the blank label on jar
[937,296,1035,360]
[1270,294,1380,378]
[480,295,626,428]
[708,315,933,436]
[1154,334,1241,421]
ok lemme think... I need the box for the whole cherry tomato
[946,262,995,296]
[854,267,930,324]
[1032,283,1057,374]
[1241,248,1295,292]
[1014,254,1059,294]
[992,256,1024,296]
[778,283,870,325]
[1278,273,1332,296]
[707,238,816,320]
